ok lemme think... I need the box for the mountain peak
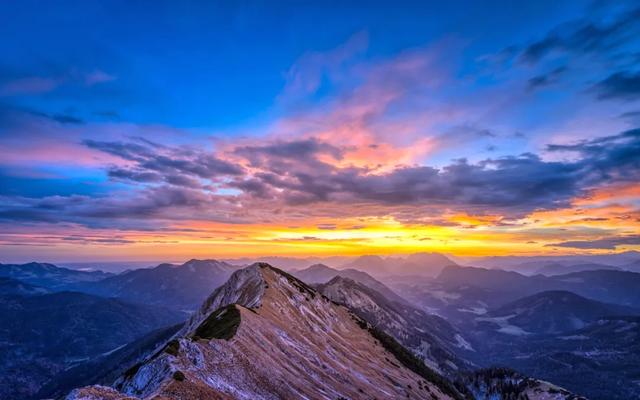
[74,262,461,399]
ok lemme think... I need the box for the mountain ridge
[70,263,464,400]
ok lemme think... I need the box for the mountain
[292,263,407,304]
[0,262,112,290]
[472,251,640,270]
[548,269,640,307]
[69,263,465,400]
[437,265,541,292]
[317,276,475,377]
[437,265,640,308]
[343,252,457,277]
[480,290,639,335]
[400,252,460,277]
[623,259,640,273]
[536,263,620,276]
[0,277,49,296]
[0,291,185,400]
[84,259,238,311]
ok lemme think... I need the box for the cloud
[27,109,85,124]
[519,7,640,64]
[527,66,567,90]
[84,138,245,187]
[546,128,640,183]
[281,31,369,100]
[0,185,231,229]
[592,71,640,100]
[546,234,640,249]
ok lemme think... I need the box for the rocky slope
[69,263,463,400]
[317,276,476,377]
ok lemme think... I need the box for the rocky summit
[67,263,463,400]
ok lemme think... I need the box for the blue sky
[0,0,639,261]
[0,0,598,128]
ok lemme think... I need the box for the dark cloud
[546,128,640,183]
[527,66,567,90]
[592,71,640,100]
[28,111,84,124]
[229,128,640,217]
[84,139,244,187]
[520,7,640,64]
[107,168,162,183]
[620,110,640,122]
[236,138,343,161]
[0,185,223,228]
[546,235,640,250]
[2,127,639,230]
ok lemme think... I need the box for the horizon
[1,1,639,261]
[5,249,640,273]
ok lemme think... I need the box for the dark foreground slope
[0,292,184,400]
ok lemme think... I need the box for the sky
[0,0,639,262]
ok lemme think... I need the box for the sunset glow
[1,1,639,262]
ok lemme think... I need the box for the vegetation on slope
[193,304,241,340]
[351,314,469,400]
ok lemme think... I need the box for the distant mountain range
[81,259,239,311]
[435,265,640,308]
[468,251,640,274]
[0,262,112,290]
[480,290,639,335]
[343,252,458,277]
[534,262,621,276]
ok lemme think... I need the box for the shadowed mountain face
[483,290,639,335]
[316,276,476,377]
[386,264,640,399]
[468,316,640,400]
[0,262,112,290]
[69,263,465,400]
[0,292,185,400]
[0,277,49,296]
[292,263,407,304]
[435,265,640,308]
[82,259,239,311]
[37,323,184,400]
